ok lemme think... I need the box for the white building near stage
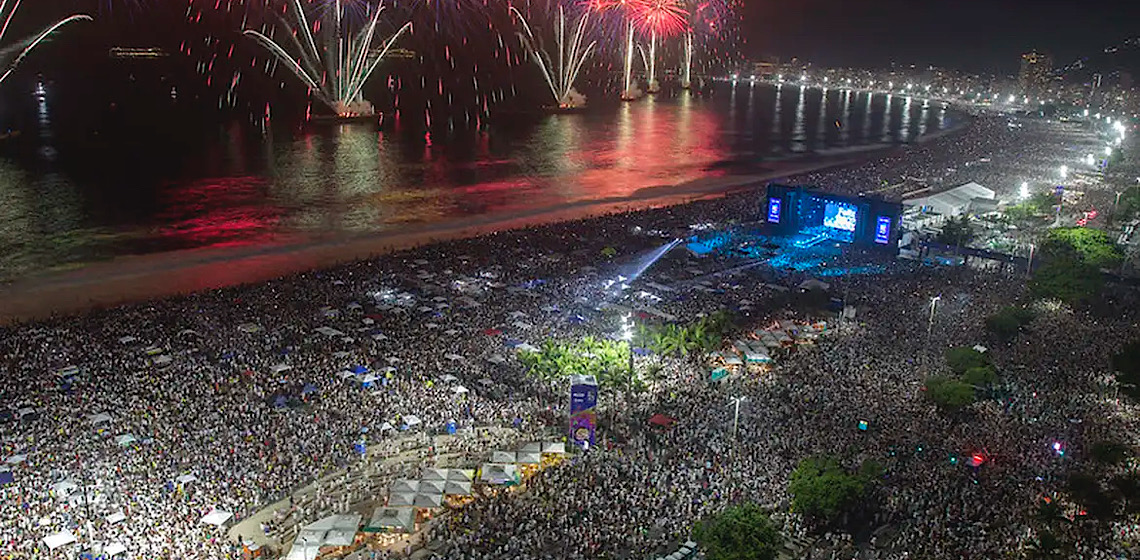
[903,182,996,217]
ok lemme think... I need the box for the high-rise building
[1019,51,1053,98]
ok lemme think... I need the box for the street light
[621,313,634,391]
[729,396,746,439]
[928,295,941,336]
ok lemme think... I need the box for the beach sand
[0,152,895,324]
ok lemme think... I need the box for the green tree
[1029,244,1103,304]
[1045,228,1123,269]
[937,215,975,246]
[985,306,1035,343]
[788,456,872,523]
[925,376,976,411]
[692,503,784,560]
[962,366,997,387]
[945,347,990,374]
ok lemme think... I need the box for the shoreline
[0,128,957,325]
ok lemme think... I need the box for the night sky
[744,0,1140,75]
[14,1,1140,78]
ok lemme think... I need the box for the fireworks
[631,0,686,93]
[511,3,597,108]
[632,0,686,38]
[0,2,92,87]
[242,0,412,117]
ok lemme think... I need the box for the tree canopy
[692,503,783,560]
[925,375,976,410]
[984,306,1034,343]
[788,456,874,523]
[1029,228,1120,304]
[1045,228,1123,269]
[945,347,990,374]
[518,336,632,389]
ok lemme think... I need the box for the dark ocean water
[0,81,954,280]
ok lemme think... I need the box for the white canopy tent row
[286,513,362,560]
[479,463,521,485]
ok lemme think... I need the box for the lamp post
[621,313,634,392]
[927,295,942,337]
[729,396,746,439]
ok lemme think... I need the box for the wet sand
[0,152,897,324]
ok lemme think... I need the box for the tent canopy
[43,530,76,550]
[200,509,233,526]
[367,507,415,533]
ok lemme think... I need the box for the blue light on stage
[823,201,857,232]
[767,197,782,223]
[875,216,892,244]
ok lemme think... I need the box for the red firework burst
[632,0,687,37]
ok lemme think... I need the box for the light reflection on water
[0,83,954,280]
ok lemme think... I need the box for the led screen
[767,198,782,223]
[823,202,857,232]
[875,216,892,244]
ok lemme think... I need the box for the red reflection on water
[153,176,282,249]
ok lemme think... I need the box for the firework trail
[585,0,646,100]
[511,3,596,108]
[633,0,685,94]
[682,0,733,88]
[243,0,412,117]
[0,2,92,87]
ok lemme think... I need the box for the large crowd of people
[0,113,1136,560]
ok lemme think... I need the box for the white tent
[447,469,476,482]
[403,415,421,427]
[5,454,26,465]
[50,480,78,496]
[439,374,459,383]
[42,530,76,550]
[480,463,520,485]
[443,480,472,496]
[389,479,419,494]
[444,353,465,362]
[487,355,506,364]
[491,450,517,463]
[87,412,113,425]
[412,493,443,508]
[903,181,996,217]
[542,442,566,455]
[421,469,449,482]
[200,509,233,526]
[368,507,415,533]
[115,434,137,447]
[176,474,198,484]
[519,442,542,454]
[451,385,469,395]
[104,542,128,556]
[517,452,541,465]
[105,512,127,524]
[418,480,446,495]
[388,492,415,507]
[324,529,355,547]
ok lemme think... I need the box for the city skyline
[742,0,1140,75]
